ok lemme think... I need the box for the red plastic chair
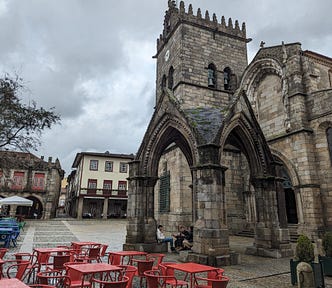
[99,244,109,262]
[5,260,30,280]
[0,248,8,259]
[118,265,137,288]
[159,263,189,287]
[90,275,129,288]
[108,252,121,265]
[76,246,101,263]
[36,270,71,287]
[63,262,91,288]
[145,269,183,288]
[52,254,71,272]
[131,258,155,287]
[146,253,165,270]
[194,275,230,288]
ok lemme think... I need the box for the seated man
[173,225,190,251]
[182,226,193,250]
[156,225,176,252]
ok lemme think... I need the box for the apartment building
[66,151,134,219]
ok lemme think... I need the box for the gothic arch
[139,112,198,177]
[219,111,274,177]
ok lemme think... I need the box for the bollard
[296,261,315,288]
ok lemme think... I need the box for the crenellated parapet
[157,1,247,52]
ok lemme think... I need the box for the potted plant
[290,234,315,285]
[319,231,332,276]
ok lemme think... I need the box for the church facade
[125,1,332,264]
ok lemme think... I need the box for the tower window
[223,67,232,90]
[161,75,166,90]
[327,127,332,165]
[168,67,174,90]
[207,63,216,88]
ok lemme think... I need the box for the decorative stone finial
[260,41,265,48]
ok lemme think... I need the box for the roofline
[71,151,135,168]
[303,50,332,67]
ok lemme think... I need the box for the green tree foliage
[323,232,332,257]
[296,234,314,263]
[0,74,60,151]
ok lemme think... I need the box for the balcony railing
[79,188,128,198]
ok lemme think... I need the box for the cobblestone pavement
[5,219,332,287]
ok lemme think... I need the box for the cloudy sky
[0,0,331,176]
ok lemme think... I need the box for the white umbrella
[0,196,33,206]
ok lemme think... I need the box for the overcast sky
[0,0,331,176]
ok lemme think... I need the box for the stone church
[124,1,332,264]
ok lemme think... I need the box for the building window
[12,171,25,189]
[119,162,128,173]
[118,181,127,190]
[105,161,113,172]
[89,160,98,171]
[168,66,174,90]
[329,70,332,87]
[207,63,216,88]
[327,127,332,164]
[32,173,45,190]
[103,180,112,192]
[87,179,97,194]
[159,171,170,213]
[223,67,231,90]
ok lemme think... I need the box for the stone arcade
[124,1,332,265]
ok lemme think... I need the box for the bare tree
[0,74,60,152]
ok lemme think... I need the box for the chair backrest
[100,244,109,257]
[0,248,8,259]
[144,269,178,288]
[207,268,225,279]
[147,253,165,269]
[91,275,129,288]
[195,275,230,288]
[108,252,121,265]
[53,254,71,270]
[37,270,71,287]
[158,262,175,277]
[6,260,30,280]
[118,265,137,288]
[133,258,155,276]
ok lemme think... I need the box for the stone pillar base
[245,245,293,258]
[187,251,240,266]
[123,242,168,253]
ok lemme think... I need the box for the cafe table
[0,278,30,287]
[33,247,71,270]
[109,250,147,265]
[66,262,123,286]
[166,262,219,287]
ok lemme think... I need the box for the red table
[166,262,219,287]
[109,250,147,264]
[0,278,30,287]
[33,247,71,270]
[66,263,122,286]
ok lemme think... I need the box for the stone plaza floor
[5,218,332,287]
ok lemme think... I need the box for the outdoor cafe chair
[52,255,71,273]
[194,275,230,288]
[75,246,101,263]
[146,253,165,270]
[63,262,91,288]
[131,258,155,287]
[117,264,137,288]
[90,274,129,288]
[107,252,121,265]
[99,244,109,262]
[0,248,8,259]
[4,260,30,280]
[36,270,71,288]
[144,269,184,288]
[158,263,189,287]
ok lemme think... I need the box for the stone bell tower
[154,0,250,109]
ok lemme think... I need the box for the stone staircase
[288,223,299,242]
[235,229,254,238]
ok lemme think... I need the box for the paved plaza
[5,219,332,287]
